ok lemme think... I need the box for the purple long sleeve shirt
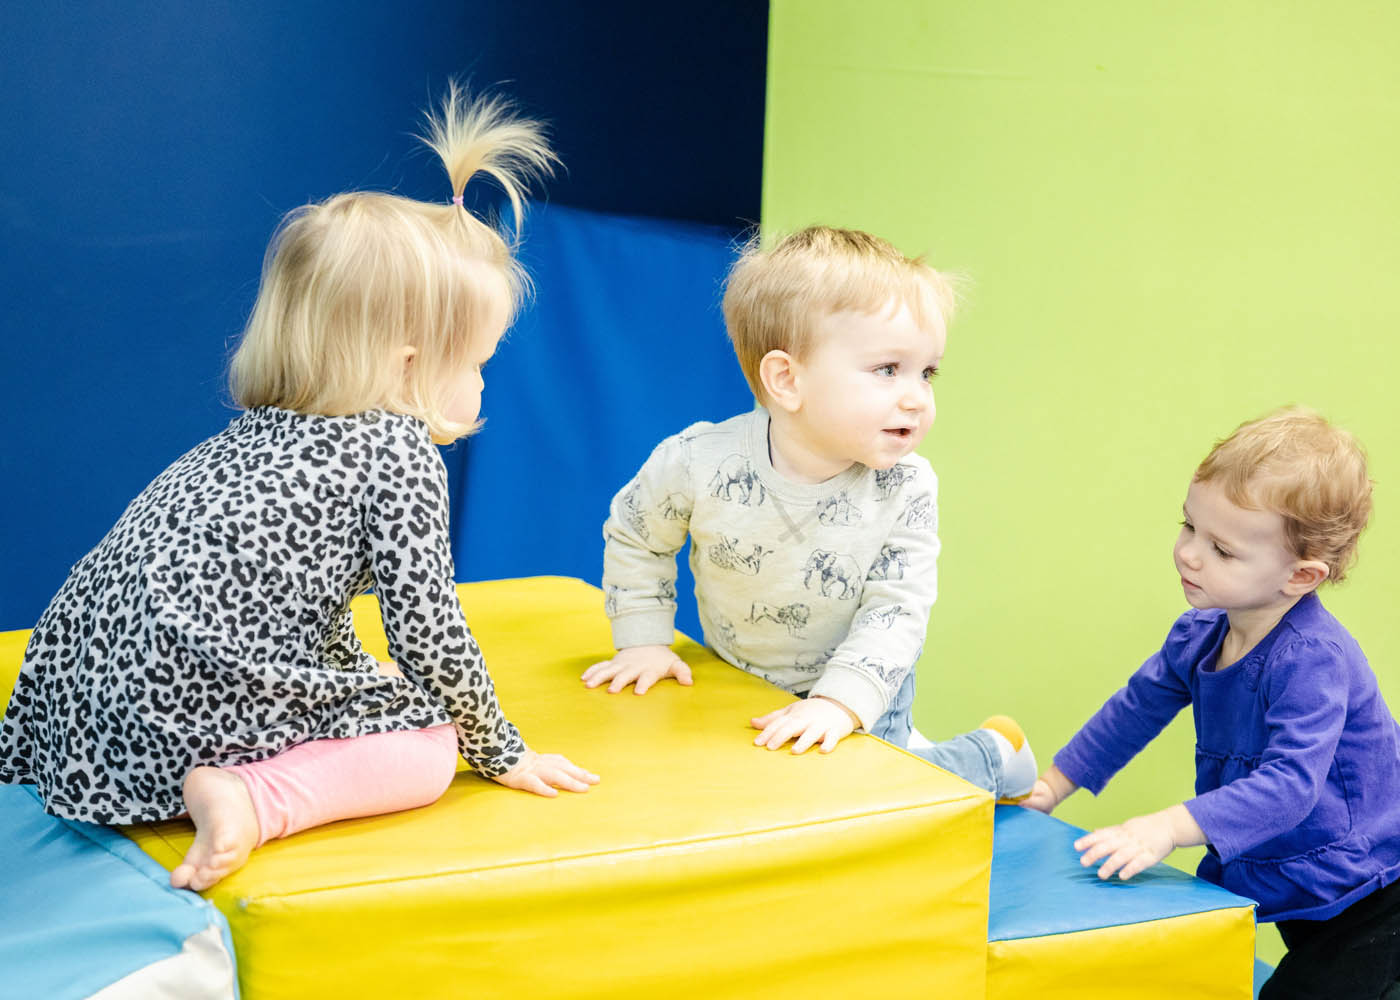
[1055,593,1400,921]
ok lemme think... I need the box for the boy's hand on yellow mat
[582,645,693,694]
[751,696,859,754]
[491,750,600,798]
[1073,804,1204,881]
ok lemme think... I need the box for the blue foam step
[989,804,1255,941]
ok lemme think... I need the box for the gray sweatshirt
[602,408,940,729]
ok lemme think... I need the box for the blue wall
[0,4,765,630]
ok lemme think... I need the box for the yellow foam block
[106,577,993,1000]
[987,905,1256,999]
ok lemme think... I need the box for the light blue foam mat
[989,804,1256,941]
[1,784,237,999]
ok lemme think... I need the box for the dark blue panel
[0,3,475,629]
[0,3,766,631]
[988,805,1254,941]
[447,203,754,641]
[464,0,768,227]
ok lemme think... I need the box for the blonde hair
[230,81,557,442]
[1195,406,1373,583]
[720,226,958,403]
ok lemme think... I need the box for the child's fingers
[581,660,620,687]
[607,666,645,693]
[1097,845,1141,881]
[754,717,799,750]
[820,728,842,753]
[790,726,821,754]
[544,755,601,786]
[670,659,694,686]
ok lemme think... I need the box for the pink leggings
[225,724,458,847]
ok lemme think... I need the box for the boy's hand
[1021,765,1078,814]
[1073,804,1204,881]
[490,750,600,798]
[751,696,859,754]
[582,645,693,694]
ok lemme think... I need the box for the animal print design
[793,647,837,675]
[707,536,771,576]
[867,543,909,581]
[817,491,862,527]
[709,454,766,507]
[710,614,739,649]
[620,482,650,540]
[900,493,936,531]
[746,601,811,637]
[0,407,525,825]
[605,584,621,617]
[855,656,907,695]
[658,492,692,522]
[855,605,910,630]
[874,464,918,500]
[802,549,861,599]
[655,577,677,604]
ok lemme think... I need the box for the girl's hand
[491,750,600,798]
[751,696,859,754]
[581,645,693,694]
[1073,804,1204,881]
[1021,779,1064,814]
[1020,765,1078,814]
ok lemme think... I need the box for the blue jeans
[869,670,1005,799]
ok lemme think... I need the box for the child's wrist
[1041,766,1078,805]
[812,695,861,728]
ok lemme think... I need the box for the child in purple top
[1025,407,1400,999]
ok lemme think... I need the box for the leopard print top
[0,406,526,824]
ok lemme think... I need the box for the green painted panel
[766,1,1400,965]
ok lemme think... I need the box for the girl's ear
[1285,559,1329,596]
[758,350,802,413]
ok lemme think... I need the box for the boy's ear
[1285,560,1329,596]
[758,350,802,413]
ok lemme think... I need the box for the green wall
[765,1,1400,966]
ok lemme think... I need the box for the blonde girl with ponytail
[0,84,598,892]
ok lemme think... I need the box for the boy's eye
[1180,519,1194,532]
[923,366,939,382]
[874,363,897,377]
[1213,543,1233,559]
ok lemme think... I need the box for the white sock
[982,727,1038,800]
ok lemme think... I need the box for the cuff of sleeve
[1052,747,1107,796]
[459,721,528,778]
[810,667,886,731]
[1183,794,1237,862]
[610,609,678,650]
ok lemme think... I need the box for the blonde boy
[583,227,1035,800]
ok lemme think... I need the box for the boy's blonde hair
[230,82,557,442]
[721,226,957,403]
[1195,406,1373,583]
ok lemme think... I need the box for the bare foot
[170,766,260,891]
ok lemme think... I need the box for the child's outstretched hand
[491,750,600,798]
[582,644,693,694]
[751,696,859,754]
[1073,804,1205,881]
[1021,765,1078,814]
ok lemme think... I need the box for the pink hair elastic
[451,194,464,207]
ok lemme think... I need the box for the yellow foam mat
[987,905,1256,1000]
[109,576,992,1000]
